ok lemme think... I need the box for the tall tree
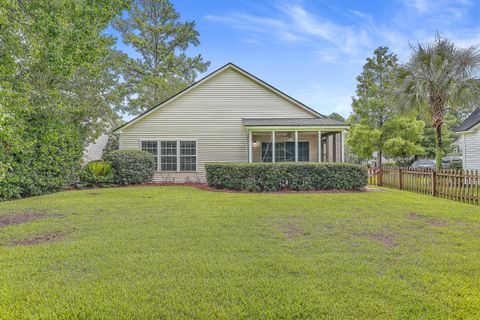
[396,34,480,168]
[0,0,127,199]
[113,0,210,115]
[348,47,399,165]
[348,117,425,164]
[327,112,346,122]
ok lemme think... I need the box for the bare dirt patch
[0,212,61,228]
[406,212,447,227]
[371,233,396,248]
[9,231,65,247]
[278,221,310,239]
[407,212,420,220]
[425,218,448,227]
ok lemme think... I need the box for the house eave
[245,126,349,131]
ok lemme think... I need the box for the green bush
[383,162,397,167]
[0,118,83,200]
[80,161,114,185]
[105,150,155,185]
[205,162,368,192]
[449,161,463,170]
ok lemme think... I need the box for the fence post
[431,170,437,196]
[398,167,403,190]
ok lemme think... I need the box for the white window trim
[155,139,198,172]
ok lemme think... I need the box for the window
[180,141,196,171]
[141,141,158,170]
[261,141,309,162]
[154,140,197,172]
[161,141,177,171]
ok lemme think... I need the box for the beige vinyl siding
[119,68,317,182]
[465,127,480,170]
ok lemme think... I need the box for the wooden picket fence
[368,167,480,205]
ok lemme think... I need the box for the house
[113,63,349,182]
[454,108,480,170]
[83,133,109,163]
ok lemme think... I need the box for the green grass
[0,186,479,319]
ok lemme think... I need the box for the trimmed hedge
[205,162,368,192]
[104,150,155,185]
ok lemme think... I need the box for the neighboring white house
[454,108,480,170]
[113,63,349,182]
[83,133,109,163]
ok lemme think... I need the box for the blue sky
[107,0,480,117]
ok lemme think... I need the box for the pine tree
[113,0,210,115]
[349,47,400,165]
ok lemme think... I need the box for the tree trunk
[435,124,442,169]
[378,150,383,167]
[430,94,444,170]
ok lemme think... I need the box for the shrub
[449,161,463,170]
[383,162,397,167]
[0,118,83,200]
[205,162,368,192]
[105,150,155,185]
[79,161,114,185]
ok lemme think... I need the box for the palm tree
[396,34,480,169]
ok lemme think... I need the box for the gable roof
[113,63,324,133]
[453,108,480,132]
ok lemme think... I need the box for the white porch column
[294,130,299,162]
[341,131,346,162]
[272,130,276,163]
[248,130,253,163]
[317,131,322,162]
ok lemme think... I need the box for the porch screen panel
[275,142,286,162]
[261,143,272,162]
[298,142,309,161]
[284,142,295,162]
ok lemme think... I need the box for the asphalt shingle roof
[453,108,480,132]
[242,118,347,127]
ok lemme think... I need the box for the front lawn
[0,186,479,319]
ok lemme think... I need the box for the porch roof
[243,118,348,127]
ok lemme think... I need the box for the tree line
[344,37,480,168]
[0,0,209,199]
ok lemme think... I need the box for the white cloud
[205,3,373,60]
[205,1,480,67]
[405,0,431,13]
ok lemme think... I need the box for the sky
[106,0,480,118]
